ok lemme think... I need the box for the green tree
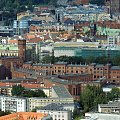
[89,0,105,5]
[42,55,53,63]
[107,88,120,101]
[80,85,107,113]
[11,85,25,96]
[23,89,47,98]
[0,110,11,116]
[85,56,95,64]
[111,56,120,66]
[73,108,81,119]
[94,55,108,64]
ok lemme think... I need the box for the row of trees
[42,55,120,66]
[11,85,47,98]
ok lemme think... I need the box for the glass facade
[54,46,120,58]
[13,20,29,35]
[75,49,120,58]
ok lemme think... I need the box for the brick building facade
[12,62,120,84]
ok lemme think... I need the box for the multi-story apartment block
[0,95,26,112]
[27,97,74,112]
[27,86,74,111]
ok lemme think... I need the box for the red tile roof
[0,112,48,120]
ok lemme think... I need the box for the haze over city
[0,0,120,120]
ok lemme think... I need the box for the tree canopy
[42,55,120,66]
[80,86,120,115]
[23,89,47,98]
[107,88,120,101]
[11,85,47,98]
[0,0,57,11]
[11,84,25,96]
[80,85,107,112]
[0,110,11,117]
[89,0,105,5]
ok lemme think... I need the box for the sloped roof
[52,85,73,98]
[0,112,48,120]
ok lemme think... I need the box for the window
[76,71,78,73]
[58,70,61,72]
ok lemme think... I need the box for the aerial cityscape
[0,0,120,120]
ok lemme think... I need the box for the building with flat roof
[27,97,74,111]
[37,103,72,120]
[98,101,120,113]
[54,46,120,58]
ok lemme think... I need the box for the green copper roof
[0,44,18,51]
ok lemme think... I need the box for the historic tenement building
[12,62,120,84]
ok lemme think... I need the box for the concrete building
[54,46,120,58]
[0,26,13,37]
[37,103,72,120]
[27,97,74,111]
[27,86,74,111]
[98,101,120,113]
[107,35,120,45]
[0,95,26,112]
[110,0,120,14]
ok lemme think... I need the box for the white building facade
[37,109,72,120]
[0,96,26,112]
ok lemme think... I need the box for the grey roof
[0,78,35,83]
[67,64,88,67]
[99,104,120,108]
[111,66,120,70]
[0,95,26,100]
[49,77,78,85]
[60,73,91,77]
[46,76,100,85]
[33,63,53,67]
[99,102,120,108]
[52,85,72,98]
[38,103,71,111]
[54,62,68,65]
[95,64,104,68]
